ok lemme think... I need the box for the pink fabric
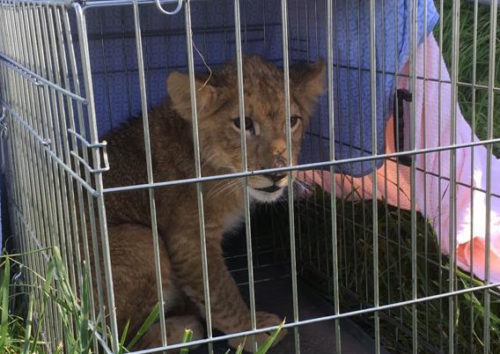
[298,34,500,283]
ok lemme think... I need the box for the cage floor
[190,267,388,354]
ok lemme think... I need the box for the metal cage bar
[483,0,498,352]
[74,2,121,351]
[184,1,214,353]
[131,0,168,347]
[0,1,499,353]
[234,1,258,351]
[280,0,301,352]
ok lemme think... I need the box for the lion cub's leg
[165,226,286,351]
[107,224,203,349]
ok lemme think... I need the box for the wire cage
[0,0,499,353]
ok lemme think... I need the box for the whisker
[206,178,241,199]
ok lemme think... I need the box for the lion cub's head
[167,56,324,203]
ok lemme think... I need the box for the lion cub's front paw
[228,311,287,352]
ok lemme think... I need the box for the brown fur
[94,56,324,352]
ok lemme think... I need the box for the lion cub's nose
[272,155,287,169]
[264,156,287,183]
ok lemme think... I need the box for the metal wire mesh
[0,0,499,353]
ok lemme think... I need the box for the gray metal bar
[88,321,114,354]
[437,0,445,350]
[280,0,300,352]
[355,0,367,301]
[74,3,120,351]
[344,2,360,301]
[132,0,168,346]
[483,0,497,352]
[380,0,392,327]
[422,0,430,343]
[469,3,479,349]
[409,0,418,352]
[448,1,461,351]
[234,1,257,350]
[53,3,84,313]
[326,0,341,352]
[61,5,101,350]
[0,53,87,103]
[184,1,214,352]
[70,151,110,174]
[67,129,108,148]
[368,1,380,351]
[102,137,500,194]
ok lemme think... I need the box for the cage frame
[0,0,499,353]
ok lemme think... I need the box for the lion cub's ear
[290,60,326,115]
[167,72,220,121]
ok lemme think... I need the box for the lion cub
[100,56,324,351]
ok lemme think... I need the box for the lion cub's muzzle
[261,155,289,185]
[256,172,287,193]
[248,155,293,202]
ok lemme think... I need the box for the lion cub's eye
[232,117,256,135]
[290,115,302,130]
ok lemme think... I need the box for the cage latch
[393,89,412,166]
[0,106,7,139]
[68,129,110,174]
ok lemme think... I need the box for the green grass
[0,247,96,353]
[437,0,500,157]
[0,247,283,353]
[0,247,154,353]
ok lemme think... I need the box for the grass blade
[126,302,160,349]
[235,339,245,354]
[79,262,91,353]
[118,319,131,354]
[179,328,193,354]
[0,255,10,349]
[22,294,34,354]
[255,320,285,354]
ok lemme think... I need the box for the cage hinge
[68,129,110,174]
[0,106,7,139]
